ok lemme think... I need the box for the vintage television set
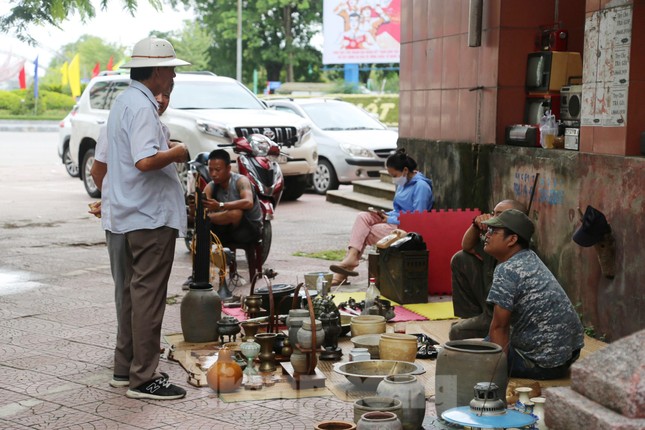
[524,93,561,125]
[525,51,582,93]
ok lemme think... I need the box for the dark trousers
[507,346,581,380]
[114,226,177,388]
[449,251,493,340]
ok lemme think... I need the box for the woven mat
[165,321,607,402]
[222,306,247,320]
[402,302,456,320]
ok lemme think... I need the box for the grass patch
[293,249,345,261]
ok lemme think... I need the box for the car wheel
[282,175,307,201]
[63,145,79,177]
[313,159,339,194]
[261,221,272,264]
[175,160,189,194]
[82,148,101,198]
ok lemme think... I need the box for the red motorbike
[185,133,285,263]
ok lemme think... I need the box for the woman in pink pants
[330,148,434,285]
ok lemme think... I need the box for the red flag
[18,66,26,89]
[92,62,100,77]
[106,56,114,71]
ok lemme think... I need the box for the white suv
[69,72,317,200]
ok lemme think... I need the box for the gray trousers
[449,250,493,340]
[114,227,177,388]
[106,231,126,320]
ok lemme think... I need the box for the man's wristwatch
[219,202,225,211]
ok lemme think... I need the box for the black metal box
[378,250,428,304]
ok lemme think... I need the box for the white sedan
[267,98,397,194]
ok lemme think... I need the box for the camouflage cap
[483,209,534,242]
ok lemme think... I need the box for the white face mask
[392,174,407,187]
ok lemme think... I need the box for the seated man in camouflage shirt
[482,209,585,380]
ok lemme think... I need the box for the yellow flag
[60,62,69,87]
[112,58,125,70]
[68,54,81,98]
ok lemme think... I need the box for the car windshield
[300,102,385,131]
[170,81,265,110]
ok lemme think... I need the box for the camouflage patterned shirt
[487,249,585,368]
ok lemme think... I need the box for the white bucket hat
[121,36,190,68]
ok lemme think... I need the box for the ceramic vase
[353,397,403,425]
[434,340,508,417]
[515,386,533,412]
[297,319,324,349]
[180,286,221,342]
[357,411,402,430]
[240,339,260,376]
[376,375,425,430]
[314,420,357,430]
[530,396,549,430]
[289,349,315,374]
[206,348,243,393]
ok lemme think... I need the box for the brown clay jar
[206,347,243,393]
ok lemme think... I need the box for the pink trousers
[348,211,396,253]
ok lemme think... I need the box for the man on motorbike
[203,149,263,246]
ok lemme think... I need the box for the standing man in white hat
[106,36,190,400]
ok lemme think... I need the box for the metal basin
[333,360,422,390]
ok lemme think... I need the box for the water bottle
[316,273,325,295]
[362,277,380,315]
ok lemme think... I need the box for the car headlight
[296,124,312,147]
[195,119,233,139]
[339,143,377,158]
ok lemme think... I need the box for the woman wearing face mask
[330,148,434,285]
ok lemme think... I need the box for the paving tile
[41,340,113,366]
[6,331,55,348]
[261,397,353,421]
[74,397,195,429]
[166,395,245,416]
[38,386,122,407]
[3,353,106,379]
[70,330,117,350]
[52,419,144,430]
[35,306,115,327]
[0,316,79,334]
[0,367,85,397]
[6,403,104,430]
[0,343,39,362]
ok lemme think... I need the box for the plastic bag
[539,110,558,149]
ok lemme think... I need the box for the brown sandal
[329,264,359,277]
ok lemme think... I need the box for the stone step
[326,189,394,212]
[352,179,396,201]
[570,329,644,417]
[546,386,645,429]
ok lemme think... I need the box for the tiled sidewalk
[0,264,448,429]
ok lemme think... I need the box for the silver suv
[68,72,317,200]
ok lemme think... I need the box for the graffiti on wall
[514,171,565,206]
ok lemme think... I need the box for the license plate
[278,154,288,164]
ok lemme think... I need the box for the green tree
[151,21,213,72]
[181,0,322,84]
[0,0,147,44]
[43,36,126,91]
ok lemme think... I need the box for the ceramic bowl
[333,360,422,391]
[350,315,386,337]
[379,333,418,362]
[350,334,382,358]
